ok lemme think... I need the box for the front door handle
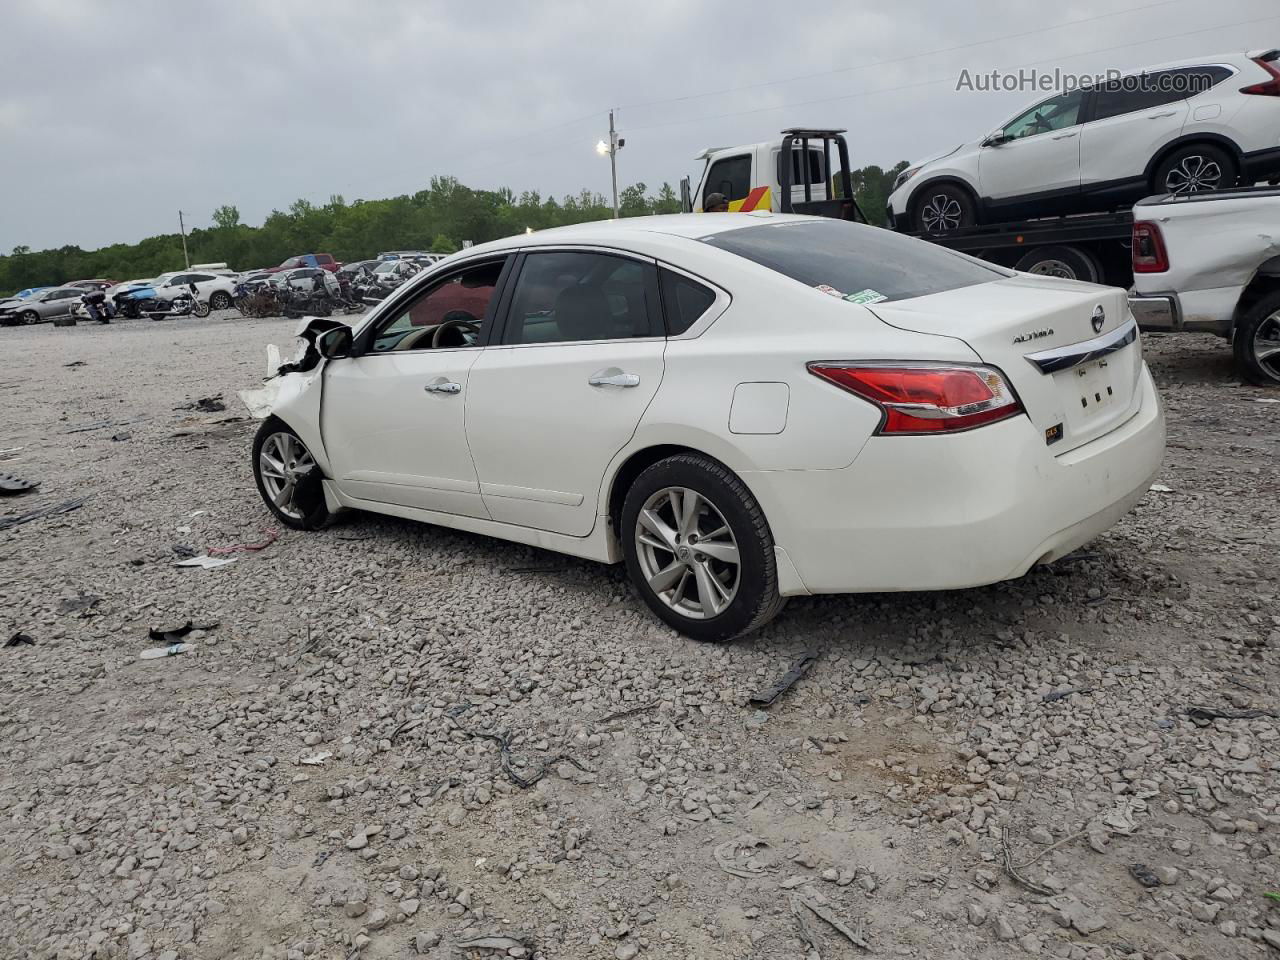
[1052,131,1078,140]
[1147,111,1177,119]
[588,371,640,388]
[424,380,461,394]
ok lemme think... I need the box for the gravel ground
[1,313,1278,960]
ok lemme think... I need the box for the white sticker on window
[815,284,846,298]
[844,289,887,305]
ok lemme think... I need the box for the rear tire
[1014,245,1102,283]
[621,453,786,642]
[1154,144,1237,196]
[210,291,232,311]
[1233,289,1280,387]
[912,184,977,233]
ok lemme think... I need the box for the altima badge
[1092,305,1106,333]
[1012,327,1054,345]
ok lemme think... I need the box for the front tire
[912,184,977,233]
[1154,144,1237,196]
[21,310,39,325]
[621,453,786,642]
[252,419,333,531]
[1234,289,1280,387]
[193,300,211,318]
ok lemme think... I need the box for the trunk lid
[868,275,1141,454]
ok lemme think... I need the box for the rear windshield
[700,219,1008,303]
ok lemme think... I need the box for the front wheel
[621,454,786,642]
[21,310,39,325]
[252,419,334,531]
[1234,289,1280,387]
[912,184,976,233]
[193,300,211,318]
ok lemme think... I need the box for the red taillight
[807,363,1024,434]
[1241,56,1280,96]
[1132,221,1169,273]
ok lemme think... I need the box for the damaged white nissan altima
[247,213,1165,641]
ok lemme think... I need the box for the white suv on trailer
[888,48,1280,232]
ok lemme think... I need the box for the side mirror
[316,326,352,359]
[983,133,1010,147]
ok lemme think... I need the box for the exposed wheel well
[1232,260,1280,336]
[607,444,703,535]
[1146,136,1245,190]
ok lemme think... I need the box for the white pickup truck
[1128,187,1280,385]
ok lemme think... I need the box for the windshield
[700,220,1008,303]
[374,261,400,274]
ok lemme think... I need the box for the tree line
[0,163,907,296]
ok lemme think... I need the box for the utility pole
[178,210,190,268]
[596,111,625,219]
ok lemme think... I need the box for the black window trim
[488,245,666,350]
[350,253,515,357]
[654,261,731,340]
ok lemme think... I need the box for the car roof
[469,212,801,257]
[1117,49,1257,73]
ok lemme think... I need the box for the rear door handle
[1051,131,1078,140]
[588,371,640,388]
[1147,111,1177,118]
[424,380,461,394]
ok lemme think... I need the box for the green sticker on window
[844,289,887,305]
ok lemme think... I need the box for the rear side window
[1089,68,1223,121]
[701,220,1007,303]
[704,154,751,205]
[502,251,661,345]
[659,268,717,335]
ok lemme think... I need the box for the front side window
[701,219,1007,303]
[1002,91,1083,140]
[704,154,752,204]
[501,251,660,345]
[367,259,505,353]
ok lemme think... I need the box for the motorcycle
[143,284,211,321]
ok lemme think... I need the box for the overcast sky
[2,0,1276,252]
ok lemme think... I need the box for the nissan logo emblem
[1091,305,1105,334]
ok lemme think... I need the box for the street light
[596,110,625,219]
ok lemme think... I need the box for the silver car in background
[0,287,86,325]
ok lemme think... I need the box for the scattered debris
[5,632,35,648]
[456,933,533,952]
[0,473,39,496]
[300,752,332,766]
[1042,686,1095,703]
[171,544,197,558]
[207,527,278,556]
[139,643,192,660]
[63,416,144,435]
[1149,483,1174,493]
[173,555,236,569]
[0,496,89,532]
[1255,397,1280,404]
[594,700,660,725]
[790,895,823,958]
[147,621,219,644]
[462,728,589,790]
[1129,863,1161,888]
[174,395,227,413]
[1000,826,1056,896]
[1186,704,1279,725]
[0,447,21,461]
[713,834,775,879]
[390,717,428,742]
[791,895,870,951]
[749,650,819,707]
[63,360,86,368]
[110,431,131,442]
[57,593,100,616]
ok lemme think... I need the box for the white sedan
[249,214,1165,641]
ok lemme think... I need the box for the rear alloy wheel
[210,291,232,311]
[1233,289,1280,386]
[1155,144,1236,196]
[252,419,333,530]
[1014,245,1102,283]
[912,184,976,233]
[621,454,785,642]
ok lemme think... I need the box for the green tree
[211,205,241,230]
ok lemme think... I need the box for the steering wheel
[1029,111,1051,134]
[431,316,480,348]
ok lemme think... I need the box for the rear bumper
[746,363,1165,595]
[1129,290,1234,335]
[1243,146,1280,184]
[1129,293,1178,331]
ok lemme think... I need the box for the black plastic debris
[749,651,820,708]
[171,544,197,559]
[175,396,226,413]
[148,620,220,644]
[1186,704,1279,725]
[5,632,35,647]
[111,432,132,442]
[0,496,89,532]
[1043,686,1095,703]
[64,360,87,368]
[1129,863,1161,888]
[0,474,39,497]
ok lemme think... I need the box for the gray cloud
[2,0,1274,250]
